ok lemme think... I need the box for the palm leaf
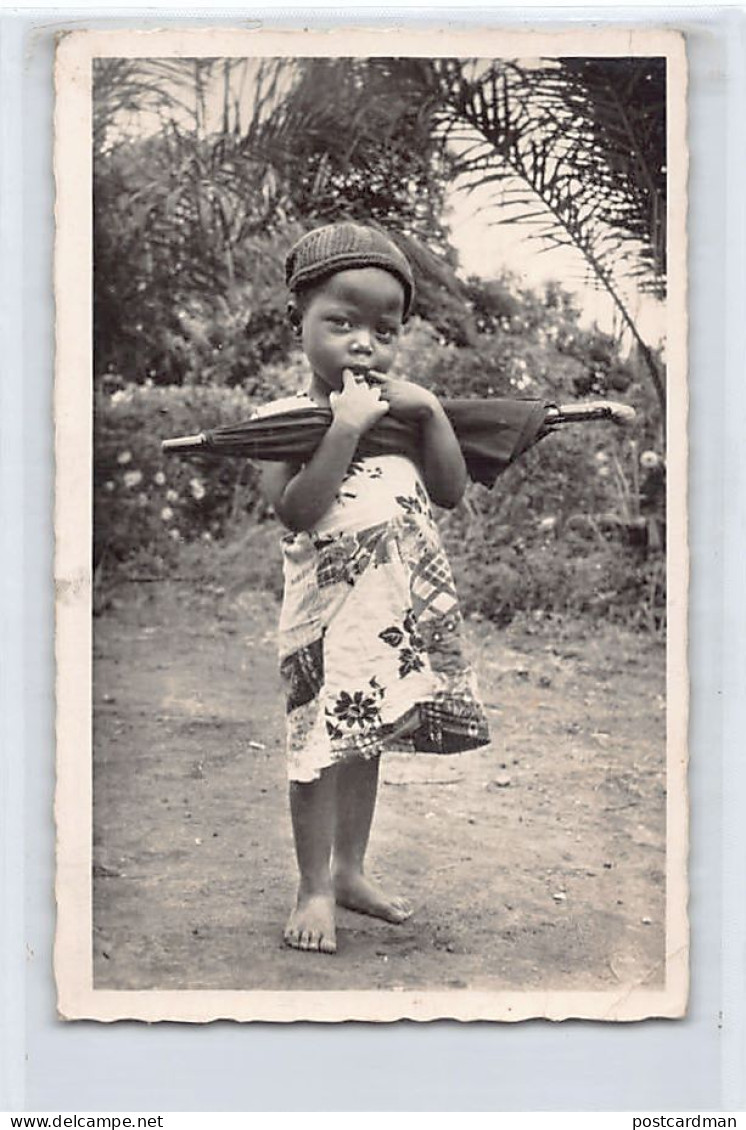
[425,57,666,411]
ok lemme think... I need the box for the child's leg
[332,755,412,924]
[284,767,338,953]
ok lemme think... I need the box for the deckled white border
[54,24,688,1023]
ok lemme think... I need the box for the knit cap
[285,222,415,318]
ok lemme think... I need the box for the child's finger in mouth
[344,367,370,384]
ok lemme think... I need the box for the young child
[257,222,490,954]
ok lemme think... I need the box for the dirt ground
[92,579,666,994]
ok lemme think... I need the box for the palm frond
[425,56,666,409]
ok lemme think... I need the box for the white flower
[166,489,179,503]
[538,516,557,532]
[189,478,206,501]
[117,450,132,465]
[104,480,115,493]
[153,471,166,486]
[201,531,213,543]
[595,451,609,463]
[160,506,174,522]
[110,390,127,406]
[123,470,142,489]
[169,528,181,541]
[640,450,661,470]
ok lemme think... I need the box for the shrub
[439,426,665,632]
[94,383,268,574]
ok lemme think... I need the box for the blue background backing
[1,5,743,1111]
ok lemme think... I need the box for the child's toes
[390,897,413,922]
[284,894,336,953]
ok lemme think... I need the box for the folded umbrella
[162,397,634,488]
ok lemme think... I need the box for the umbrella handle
[162,433,207,453]
[547,401,636,426]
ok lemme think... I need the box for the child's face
[297,267,405,393]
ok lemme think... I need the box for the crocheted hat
[285,222,415,318]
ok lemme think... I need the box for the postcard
[55,25,688,1022]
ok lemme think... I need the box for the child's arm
[370,375,467,509]
[261,372,389,532]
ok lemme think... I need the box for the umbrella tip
[574,400,637,426]
[607,403,637,426]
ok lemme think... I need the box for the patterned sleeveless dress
[256,393,490,782]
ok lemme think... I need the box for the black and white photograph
[54,26,688,1022]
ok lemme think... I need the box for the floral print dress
[256,394,490,783]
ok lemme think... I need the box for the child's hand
[367,373,440,423]
[329,369,390,436]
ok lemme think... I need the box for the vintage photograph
[54,27,688,1022]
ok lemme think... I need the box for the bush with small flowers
[94,381,269,574]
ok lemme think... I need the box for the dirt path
[92,581,666,993]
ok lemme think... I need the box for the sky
[446,181,665,347]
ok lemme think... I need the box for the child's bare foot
[333,870,412,923]
[284,892,337,954]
